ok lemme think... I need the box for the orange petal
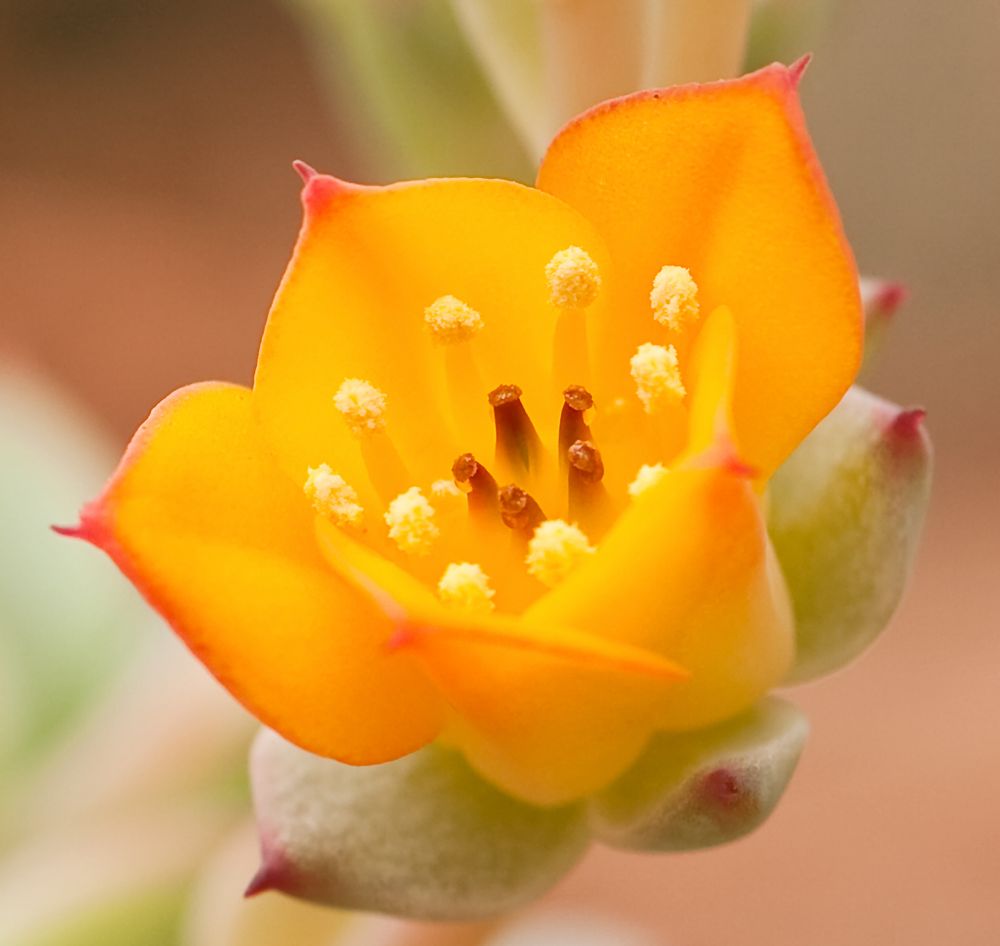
[538,62,862,475]
[71,383,444,763]
[253,173,612,487]
[526,456,794,732]
[313,513,687,805]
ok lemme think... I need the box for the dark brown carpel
[498,484,546,535]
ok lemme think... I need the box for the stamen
[437,562,496,613]
[628,462,669,497]
[452,452,499,518]
[559,384,594,459]
[525,519,595,587]
[303,465,364,526]
[650,265,700,332]
[424,295,485,344]
[546,246,602,309]
[498,484,546,537]
[630,342,686,413]
[333,378,387,435]
[384,487,439,555]
[490,384,544,480]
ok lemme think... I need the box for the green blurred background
[1,1,998,944]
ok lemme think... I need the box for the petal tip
[51,500,109,547]
[788,54,813,87]
[291,159,318,184]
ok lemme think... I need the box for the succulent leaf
[588,698,808,852]
[249,730,590,920]
[769,385,932,682]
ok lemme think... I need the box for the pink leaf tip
[887,407,927,441]
[873,281,910,317]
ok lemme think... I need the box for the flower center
[306,250,703,613]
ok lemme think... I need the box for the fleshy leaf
[249,730,589,921]
[769,385,932,682]
[589,697,808,852]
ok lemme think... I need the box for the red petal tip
[887,407,927,441]
[386,624,416,652]
[292,159,318,184]
[873,281,910,316]
[788,54,813,86]
[51,522,84,538]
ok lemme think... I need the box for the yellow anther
[630,342,686,413]
[424,295,484,344]
[546,245,602,309]
[437,562,496,613]
[628,463,669,498]
[650,265,699,331]
[333,378,387,435]
[303,464,364,526]
[430,478,462,500]
[525,519,595,587]
[384,486,439,555]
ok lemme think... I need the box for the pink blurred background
[3,1,998,943]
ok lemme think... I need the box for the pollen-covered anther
[628,462,669,497]
[650,265,700,331]
[303,464,364,526]
[333,378,387,435]
[430,478,462,500]
[546,245,602,309]
[525,519,596,587]
[423,294,485,344]
[384,487,439,555]
[437,562,496,613]
[630,342,686,413]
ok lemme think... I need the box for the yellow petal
[72,383,444,763]
[526,457,794,732]
[314,514,687,805]
[538,63,862,474]
[253,173,612,485]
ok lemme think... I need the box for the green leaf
[769,385,932,682]
[249,730,589,920]
[589,698,808,852]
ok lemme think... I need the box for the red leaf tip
[873,281,910,317]
[887,407,927,441]
[788,54,813,87]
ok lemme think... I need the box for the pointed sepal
[769,385,932,682]
[588,698,808,852]
[248,730,589,921]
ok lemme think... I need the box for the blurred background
[2,0,998,944]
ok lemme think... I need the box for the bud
[248,730,589,920]
[769,385,932,683]
[589,698,808,851]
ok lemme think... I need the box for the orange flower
[63,61,861,806]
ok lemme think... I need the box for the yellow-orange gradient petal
[538,62,862,476]
[253,172,612,491]
[313,514,688,805]
[71,383,444,763]
[527,457,794,732]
